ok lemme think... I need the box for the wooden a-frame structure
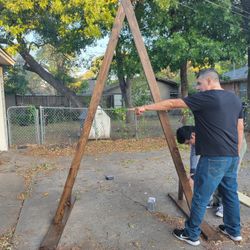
[40,1,221,249]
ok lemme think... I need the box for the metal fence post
[35,108,41,144]
[39,106,44,144]
[135,112,138,139]
[7,107,12,146]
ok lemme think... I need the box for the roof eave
[0,49,15,66]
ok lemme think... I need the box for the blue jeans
[184,156,241,240]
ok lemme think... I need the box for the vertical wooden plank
[121,0,193,207]
[53,4,126,224]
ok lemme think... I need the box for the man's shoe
[215,205,223,218]
[173,228,200,246]
[218,225,242,241]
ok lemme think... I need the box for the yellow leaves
[191,64,212,73]
[82,0,117,37]
[82,70,95,80]
[39,0,49,10]
[153,0,174,10]
[60,14,73,24]
[5,44,20,56]
[5,0,34,13]
[69,0,83,5]
[51,0,64,14]
[8,25,25,36]
[68,81,82,91]
[84,25,101,38]
[5,23,35,37]
[1,0,117,50]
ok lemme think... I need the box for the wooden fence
[5,95,91,108]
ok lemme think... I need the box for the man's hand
[135,106,146,116]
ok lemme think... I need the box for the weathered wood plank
[238,191,250,207]
[53,4,126,225]
[121,0,193,208]
[39,197,76,250]
[168,193,221,241]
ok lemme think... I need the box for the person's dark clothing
[183,90,243,156]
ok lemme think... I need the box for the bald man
[135,68,244,246]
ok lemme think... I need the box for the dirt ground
[0,137,250,250]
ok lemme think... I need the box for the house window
[114,94,123,107]
[239,83,247,99]
[170,91,178,99]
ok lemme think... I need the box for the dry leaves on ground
[23,138,173,158]
[0,229,14,250]
[154,212,184,228]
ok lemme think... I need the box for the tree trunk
[124,78,133,123]
[180,61,188,125]
[180,61,188,98]
[115,41,134,123]
[241,0,250,101]
[18,44,82,107]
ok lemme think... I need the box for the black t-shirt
[183,90,243,156]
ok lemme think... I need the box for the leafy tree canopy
[0,0,118,106]
[0,0,118,54]
[145,0,247,72]
[4,64,29,94]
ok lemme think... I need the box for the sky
[79,36,109,75]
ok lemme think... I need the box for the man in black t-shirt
[134,68,243,246]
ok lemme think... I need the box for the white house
[0,49,15,151]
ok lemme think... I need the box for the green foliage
[182,108,194,125]
[4,65,29,94]
[131,76,152,106]
[0,0,117,54]
[13,105,37,126]
[0,0,118,104]
[153,0,177,10]
[143,0,247,72]
[108,107,127,121]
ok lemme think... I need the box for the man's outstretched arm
[237,118,244,154]
[135,99,188,115]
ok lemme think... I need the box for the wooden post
[178,180,184,200]
[41,1,220,247]
[53,4,126,225]
[40,4,126,249]
[121,0,192,207]
[121,0,219,240]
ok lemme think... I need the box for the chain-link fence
[7,106,182,146]
[7,106,40,145]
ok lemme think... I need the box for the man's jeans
[184,156,241,240]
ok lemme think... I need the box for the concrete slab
[12,171,66,250]
[9,150,250,250]
[0,173,24,235]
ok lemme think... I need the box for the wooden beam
[121,0,193,208]
[168,193,221,241]
[238,191,250,207]
[53,4,126,225]
[40,197,76,250]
